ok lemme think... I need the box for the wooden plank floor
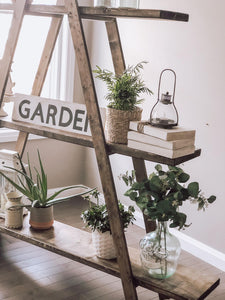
[0,196,224,300]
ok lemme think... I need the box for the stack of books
[128,121,196,159]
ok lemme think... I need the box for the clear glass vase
[139,221,181,279]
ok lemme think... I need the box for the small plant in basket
[81,189,135,259]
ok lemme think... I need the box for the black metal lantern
[149,69,178,128]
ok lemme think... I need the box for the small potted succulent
[93,61,153,144]
[122,164,216,279]
[81,189,135,259]
[0,151,94,230]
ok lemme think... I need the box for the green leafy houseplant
[81,189,135,234]
[94,61,153,144]
[122,164,216,230]
[93,61,153,111]
[122,164,216,278]
[81,189,135,259]
[0,151,94,209]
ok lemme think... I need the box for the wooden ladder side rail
[66,1,137,299]
[132,157,157,233]
[15,0,64,157]
[105,19,157,234]
[0,0,27,106]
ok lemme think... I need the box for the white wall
[0,139,86,188]
[82,0,225,253]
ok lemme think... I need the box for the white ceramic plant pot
[92,230,117,259]
[29,206,54,230]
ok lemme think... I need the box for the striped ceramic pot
[29,206,54,230]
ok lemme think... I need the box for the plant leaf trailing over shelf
[93,61,153,111]
[121,164,216,230]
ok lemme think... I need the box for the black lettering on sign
[31,102,44,123]
[59,106,73,127]
[19,99,31,119]
[73,109,85,131]
[84,114,89,132]
[46,104,57,125]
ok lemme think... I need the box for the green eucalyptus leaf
[155,164,162,172]
[208,195,216,203]
[188,182,199,198]
[180,188,189,200]
[172,212,187,230]
[149,176,163,193]
[178,172,190,183]
[124,189,137,201]
[132,181,145,190]
[174,191,183,200]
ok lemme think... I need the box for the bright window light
[0,12,12,59]
[0,2,75,142]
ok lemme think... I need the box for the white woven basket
[92,230,117,259]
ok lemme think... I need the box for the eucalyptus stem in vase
[122,164,216,279]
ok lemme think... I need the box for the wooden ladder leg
[105,19,156,235]
[15,132,29,157]
[15,0,64,157]
[66,2,137,299]
[105,19,126,75]
[132,157,156,233]
[106,18,159,299]
[0,0,27,106]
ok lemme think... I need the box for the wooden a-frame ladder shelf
[0,2,219,300]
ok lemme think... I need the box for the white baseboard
[134,209,225,272]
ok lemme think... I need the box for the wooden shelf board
[0,4,188,22]
[0,217,219,300]
[0,115,93,148]
[0,115,201,165]
[107,143,201,166]
[79,7,189,22]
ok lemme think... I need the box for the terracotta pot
[92,230,117,259]
[29,206,54,230]
[105,106,142,144]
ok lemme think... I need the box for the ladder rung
[0,4,66,17]
[79,7,189,22]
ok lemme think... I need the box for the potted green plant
[0,151,94,230]
[122,164,216,279]
[93,61,153,144]
[81,189,135,259]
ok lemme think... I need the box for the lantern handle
[158,69,176,103]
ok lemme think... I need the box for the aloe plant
[0,151,94,208]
